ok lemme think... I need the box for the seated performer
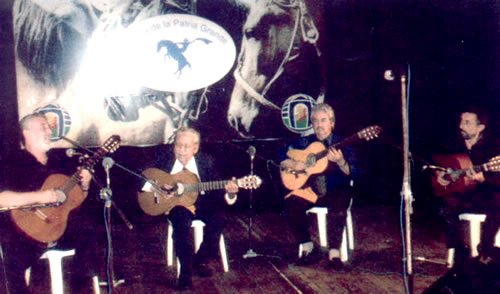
[278,103,358,269]
[141,127,239,290]
[0,113,94,294]
[432,106,500,265]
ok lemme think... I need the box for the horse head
[227,0,319,137]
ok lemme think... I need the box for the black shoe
[194,263,213,278]
[296,248,319,266]
[328,258,347,271]
[177,271,192,291]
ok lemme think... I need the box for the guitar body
[10,174,85,243]
[138,168,199,216]
[431,154,476,197]
[280,125,382,195]
[281,141,329,190]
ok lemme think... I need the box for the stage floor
[26,203,454,293]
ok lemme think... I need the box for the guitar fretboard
[184,180,232,193]
[314,133,360,161]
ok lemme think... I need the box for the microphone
[102,157,114,189]
[66,148,82,158]
[383,69,396,81]
[102,157,115,171]
[247,145,256,160]
[384,64,409,81]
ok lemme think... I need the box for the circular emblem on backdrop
[33,104,71,141]
[127,14,236,92]
[281,94,317,133]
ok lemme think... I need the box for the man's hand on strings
[436,171,451,186]
[466,169,485,183]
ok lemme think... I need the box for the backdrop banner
[13,0,326,147]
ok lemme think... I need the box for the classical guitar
[431,154,500,197]
[10,135,120,244]
[137,168,262,216]
[280,125,382,191]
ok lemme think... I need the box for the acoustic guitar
[280,125,382,192]
[137,168,262,216]
[431,154,500,197]
[10,135,120,244]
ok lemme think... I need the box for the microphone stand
[399,70,414,294]
[243,147,258,259]
[242,147,279,259]
[100,157,129,293]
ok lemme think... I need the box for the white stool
[302,198,354,263]
[166,219,229,277]
[446,213,496,268]
[92,275,125,294]
[25,249,75,294]
[459,213,487,258]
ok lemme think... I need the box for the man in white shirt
[144,127,238,290]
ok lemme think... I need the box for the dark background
[1,0,499,221]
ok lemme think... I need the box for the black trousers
[284,186,352,250]
[167,202,227,278]
[0,218,101,294]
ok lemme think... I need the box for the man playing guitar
[0,113,93,294]
[140,127,239,290]
[278,103,358,269]
[432,106,500,266]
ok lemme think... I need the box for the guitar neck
[59,172,82,194]
[315,134,359,160]
[185,180,232,193]
[449,163,490,180]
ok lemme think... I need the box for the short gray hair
[19,112,47,146]
[311,103,335,122]
[175,126,200,148]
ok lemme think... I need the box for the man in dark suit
[142,127,239,290]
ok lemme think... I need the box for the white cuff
[225,193,237,205]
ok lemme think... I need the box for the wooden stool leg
[346,207,354,251]
[192,221,205,253]
[41,249,75,294]
[219,234,229,272]
[92,276,101,294]
[340,227,348,262]
[167,220,174,267]
[306,207,329,248]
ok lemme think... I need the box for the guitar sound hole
[306,155,316,167]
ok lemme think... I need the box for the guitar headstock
[486,155,500,172]
[102,135,121,153]
[237,175,263,190]
[357,125,382,141]
[82,135,121,169]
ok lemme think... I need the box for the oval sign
[127,14,236,92]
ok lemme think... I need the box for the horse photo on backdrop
[12,0,236,147]
[13,0,329,147]
[13,0,206,147]
[227,0,326,138]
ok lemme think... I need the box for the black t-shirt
[0,149,66,223]
[2,149,51,192]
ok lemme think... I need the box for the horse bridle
[233,0,320,110]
